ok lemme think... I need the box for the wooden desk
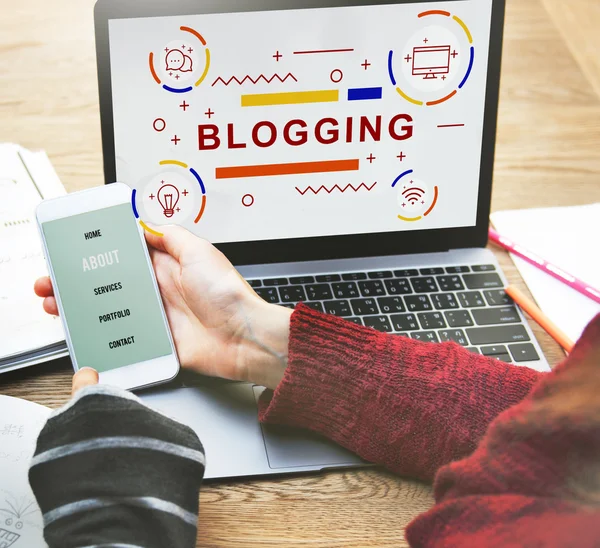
[1,1,599,546]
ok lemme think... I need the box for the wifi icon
[401,185,426,205]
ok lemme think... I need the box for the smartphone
[36,182,179,390]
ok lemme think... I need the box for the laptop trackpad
[252,386,363,470]
[139,382,270,479]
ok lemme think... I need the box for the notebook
[0,395,51,548]
[491,203,600,344]
[0,144,68,373]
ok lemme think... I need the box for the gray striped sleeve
[29,384,205,548]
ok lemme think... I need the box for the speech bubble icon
[165,49,185,71]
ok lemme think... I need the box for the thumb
[72,367,99,396]
[144,224,201,264]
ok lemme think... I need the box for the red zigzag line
[295,182,378,196]
[211,73,298,86]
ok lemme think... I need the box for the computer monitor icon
[412,45,451,80]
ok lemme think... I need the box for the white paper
[0,145,67,366]
[491,204,600,343]
[0,395,51,548]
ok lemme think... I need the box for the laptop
[94,0,550,479]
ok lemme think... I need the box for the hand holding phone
[36,183,179,390]
[36,200,293,391]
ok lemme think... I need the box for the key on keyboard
[324,300,352,316]
[378,296,405,313]
[351,298,379,316]
[342,272,367,281]
[391,314,419,331]
[332,282,359,299]
[484,290,512,306]
[466,325,530,345]
[445,310,474,328]
[418,312,446,330]
[306,284,333,301]
[364,316,393,332]
[279,286,306,303]
[411,277,439,293]
[411,331,440,343]
[368,271,393,279]
[405,295,433,311]
[463,273,503,290]
[385,279,412,295]
[359,280,386,297]
[472,306,520,326]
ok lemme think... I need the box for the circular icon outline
[131,159,208,235]
[387,10,474,107]
[391,169,439,222]
[149,26,211,94]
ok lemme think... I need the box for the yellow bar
[395,87,424,106]
[397,215,422,222]
[241,89,339,107]
[195,49,211,87]
[159,160,188,168]
[453,15,473,44]
[139,220,163,237]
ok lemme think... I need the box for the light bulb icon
[157,183,180,218]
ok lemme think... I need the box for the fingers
[145,224,204,264]
[43,297,59,316]
[72,367,99,396]
[34,276,54,298]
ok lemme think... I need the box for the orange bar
[418,10,451,17]
[148,52,161,84]
[215,159,359,179]
[505,286,575,353]
[427,90,457,106]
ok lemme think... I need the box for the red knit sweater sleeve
[258,303,542,481]
[407,314,600,546]
[258,305,600,546]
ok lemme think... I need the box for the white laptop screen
[108,0,493,245]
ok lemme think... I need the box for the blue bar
[347,87,383,101]
[163,85,194,94]
[131,189,139,219]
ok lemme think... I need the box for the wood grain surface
[1,0,599,546]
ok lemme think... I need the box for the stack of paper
[0,144,68,373]
[491,203,600,344]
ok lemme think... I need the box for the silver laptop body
[95,0,549,479]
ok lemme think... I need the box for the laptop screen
[107,1,494,245]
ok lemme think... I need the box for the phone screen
[41,203,172,373]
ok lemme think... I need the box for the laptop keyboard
[248,264,541,365]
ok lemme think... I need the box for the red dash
[418,10,451,17]
[437,123,465,128]
[180,26,207,45]
[149,53,161,84]
[427,90,457,106]
[293,48,354,55]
